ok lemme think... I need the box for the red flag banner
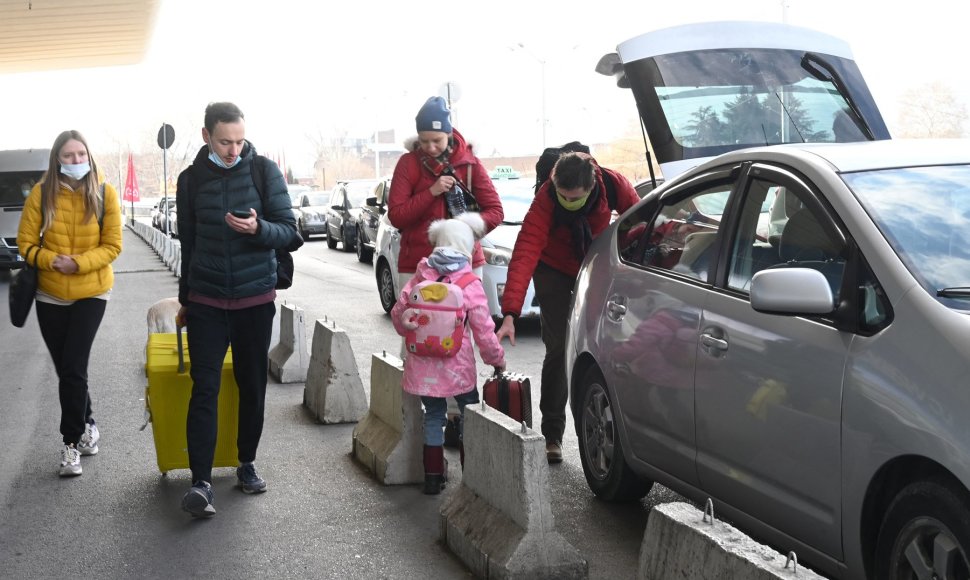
[123,152,140,202]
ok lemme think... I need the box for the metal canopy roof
[0,0,159,74]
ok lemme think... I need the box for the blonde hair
[39,130,103,231]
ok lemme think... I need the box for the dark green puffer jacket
[176,142,296,303]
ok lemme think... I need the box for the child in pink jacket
[391,212,506,494]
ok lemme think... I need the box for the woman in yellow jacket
[17,130,123,477]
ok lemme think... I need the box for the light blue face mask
[60,162,91,180]
[208,149,241,169]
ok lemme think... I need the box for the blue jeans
[185,301,276,483]
[420,389,480,446]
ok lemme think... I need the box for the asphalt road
[0,225,681,579]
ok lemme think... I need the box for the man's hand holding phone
[226,208,257,234]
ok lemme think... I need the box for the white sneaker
[59,444,82,477]
[78,422,100,456]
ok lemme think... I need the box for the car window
[617,182,731,281]
[344,181,378,208]
[727,175,846,301]
[306,193,328,206]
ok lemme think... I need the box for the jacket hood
[403,129,475,161]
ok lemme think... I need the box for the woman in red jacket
[387,97,503,291]
[496,152,639,463]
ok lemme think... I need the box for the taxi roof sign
[489,165,520,179]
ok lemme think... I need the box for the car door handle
[700,333,728,351]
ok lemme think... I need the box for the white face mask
[60,162,91,180]
[208,149,241,169]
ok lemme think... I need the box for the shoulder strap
[251,155,268,205]
[454,272,479,289]
[98,182,106,230]
[601,170,617,211]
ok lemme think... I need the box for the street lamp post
[515,42,547,150]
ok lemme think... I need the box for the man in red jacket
[387,97,503,291]
[496,152,640,463]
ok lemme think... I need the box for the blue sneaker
[236,462,267,494]
[181,481,215,517]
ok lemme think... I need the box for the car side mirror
[366,196,378,208]
[750,268,835,315]
[332,204,343,211]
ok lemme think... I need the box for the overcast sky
[0,0,964,176]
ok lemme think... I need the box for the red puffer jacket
[387,129,504,273]
[500,164,639,317]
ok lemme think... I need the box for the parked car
[0,148,47,270]
[325,179,378,252]
[373,177,540,320]
[568,138,970,580]
[294,190,330,240]
[565,20,969,580]
[151,198,176,231]
[354,178,390,263]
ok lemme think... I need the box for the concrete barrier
[440,404,587,580]
[269,302,309,383]
[351,352,425,485]
[303,318,367,424]
[638,502,826,580]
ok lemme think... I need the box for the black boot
[423,445,445,495]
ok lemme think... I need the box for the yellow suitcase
[144,330,239,474]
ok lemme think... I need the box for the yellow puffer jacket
[17,180,123,300]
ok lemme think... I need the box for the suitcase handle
[175,323,186,374]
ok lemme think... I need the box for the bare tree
[897,81,968,138]
[306,127,373,189]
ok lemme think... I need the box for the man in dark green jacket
[175,101,298,518]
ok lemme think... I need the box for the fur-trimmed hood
[403,128,475,157]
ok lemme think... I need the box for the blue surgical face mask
[60,162,91,180]
[208,148,241,169]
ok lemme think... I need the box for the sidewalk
[0,226,471,579]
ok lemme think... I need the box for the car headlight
[484,246,511,266]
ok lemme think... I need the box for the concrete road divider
[269,302,309,383]
[440,404,587,580]
[638,502,826,579]
[303,318,367,424]
[351,351,425,485]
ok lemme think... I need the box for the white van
[0,149,49,269]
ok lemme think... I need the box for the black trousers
[36,298,107,446]
[532,262,575,444]
[185,301,275,483]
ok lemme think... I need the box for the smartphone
[230,209,251,219]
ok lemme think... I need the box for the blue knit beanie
[415,96,452,133]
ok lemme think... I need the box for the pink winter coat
[391,259,506,397]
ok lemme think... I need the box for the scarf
[427,248,469,273]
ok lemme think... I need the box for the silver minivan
[0,149,48,269]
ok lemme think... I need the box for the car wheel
[326,225,338,249]
[342,227,354,253]
[298,220,309,241]
[356,232,373,263]
[376,260,396,313]
[576,367,652,502]
[874,479,970,580]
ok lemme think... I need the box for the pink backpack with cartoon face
[400,273,478,358]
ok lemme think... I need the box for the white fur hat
[427,212,486,259]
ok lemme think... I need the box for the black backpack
[535,141,617,210]
[180,155,302,290]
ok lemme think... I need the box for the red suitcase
[482,371,533,428]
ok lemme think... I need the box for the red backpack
[400,272,479,358]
